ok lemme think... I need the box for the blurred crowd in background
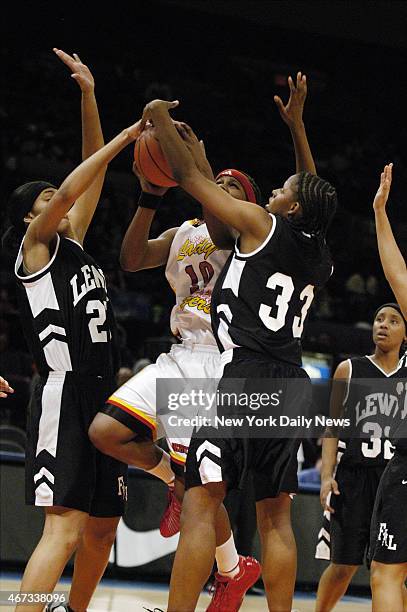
[1,1,407,470]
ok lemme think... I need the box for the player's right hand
[53,48,95,95]
[132,162,168,196]
[320,476,340,513]
[274,72,307,129]
[373,163,393,212]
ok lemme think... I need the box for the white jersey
[165,219,230,345]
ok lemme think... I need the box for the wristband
[138,192,163,210]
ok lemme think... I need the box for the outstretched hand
[0,376,14,398]
[53,48,95,94]
[140,99,179,131]
[373,163,393,212]
[274,72,307,128]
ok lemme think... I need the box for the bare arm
[53,48,106,243]
[24,122,141,273]
[373,164,407,316]
[120,163,178,271]
[142,101,271,247]
[176,123,234,249]
[320,359,349,512]
[274,72,316,175]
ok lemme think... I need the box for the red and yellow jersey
[165,219,230,345]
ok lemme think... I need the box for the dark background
[2,0,407,424]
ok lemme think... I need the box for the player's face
[216,175,247,202]
[26,188,70,234]
[373,307,407,351]
[266,175,299,216]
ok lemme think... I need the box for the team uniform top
[391,352,407,454]
[14,235,119,377]
[338,356,407,467]
[211,213,333,365]
[165,219,229,346]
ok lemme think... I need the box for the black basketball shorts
[368,452,407,564]
[25,372,127,517]
[185,348,307,502]
[327,463,386,565]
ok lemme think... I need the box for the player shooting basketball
[90,74,319,611]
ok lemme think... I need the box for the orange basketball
[134,127,177,187]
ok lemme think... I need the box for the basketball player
[141,91,337,611]
[0,376,14,397]
[5,49,142,612]
[370,163,407,612]
[90,74,317,610]
[315,303,407,612]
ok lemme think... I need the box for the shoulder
[334,359,351,380]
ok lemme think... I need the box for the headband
[215,169,257,204]
[374,303,407,330]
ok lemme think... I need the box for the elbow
[119,252,141,272]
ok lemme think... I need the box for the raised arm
[120,163,178,271]
[320,359,349,512]
[24,121,141,272]
[274,72,316,175]
[373,164,407,317]
[175,122,234,249]
[142,101,271,246]
[53,48,106,243]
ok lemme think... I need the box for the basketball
[134,127,177,187]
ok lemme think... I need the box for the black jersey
[339,356,407,467]
[15,235,120,377]
[392,353,407,455]
[211,214,333,366]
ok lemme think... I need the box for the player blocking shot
[88,156,263,608]
[369,164,407,612]
[3,49,143,612]
[142,79,338,611]
[315,303,407,612]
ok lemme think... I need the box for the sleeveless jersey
[339,356,407,467]
[14,235,120,377]
[165,219,229,345]
[211,214,333,365]
[391,352,407,455]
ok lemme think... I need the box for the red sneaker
[206,555,262,611]
[159,487,182,537]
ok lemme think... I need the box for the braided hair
[293,171,337,242]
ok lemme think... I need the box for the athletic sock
[145,450,175,486]
[215,534,240,579]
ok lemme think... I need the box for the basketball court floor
[0,575,371,611]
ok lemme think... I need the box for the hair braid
[295,172,337,240]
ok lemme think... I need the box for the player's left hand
[274,72,307,128]
[54,48,95,94]
[0,376,14,398]
[174,122,214,180]
[373,163,393,212]
[140,99,179,131]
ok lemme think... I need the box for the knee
[84,526,117,551]
[370,562,386,590]
[45,524,84,555]
[330,563,358,582]
[88,414,115,452]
